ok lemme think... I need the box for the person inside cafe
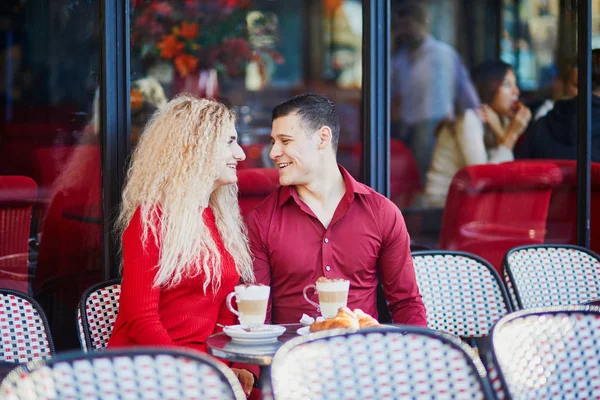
[107,94,258,397]
[516,49,600,162]
[246,93,427,327]
[421,60,532,208]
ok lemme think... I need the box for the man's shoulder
[355,183,401,216]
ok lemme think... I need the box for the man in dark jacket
[515,49,600,162]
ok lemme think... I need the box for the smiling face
[214,124,246,188]
[270,113,322,186]
[490,69,520,117]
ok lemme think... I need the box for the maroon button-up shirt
[246,166,427,326]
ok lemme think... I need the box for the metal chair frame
[77,279,121,352]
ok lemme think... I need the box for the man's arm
[454,54,480,114]
[377,203,427,327]
[246,210,273,323]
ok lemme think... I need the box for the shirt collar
[277,164,369,208]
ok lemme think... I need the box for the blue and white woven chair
[77,280,121,352]
[502,245,600,310]
[271,326,494,400]
[488,306,600,399]
[0,348,246,400]
[412,251,512,347]
[0,289,54,363]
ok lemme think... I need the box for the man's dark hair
[395,1,428,26]
[272,93,340,152]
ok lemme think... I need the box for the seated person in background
[421,60,531,208]
[533,58,578,121]
[107,94,257,397]
[516,49,600,162]
[247,94,427,327]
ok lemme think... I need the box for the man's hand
[231,367,255,397]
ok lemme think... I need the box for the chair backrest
[489,306,600,399]
[412,251,512,340]
[539,160,600,253]
[0,289,54,363]
[439,161,562,272]
[77,280,121,352]
[503,245,600,309]
[0,348,246,400]
[271,327,493,400]
[0,176,38,292]
[236,168,280,217]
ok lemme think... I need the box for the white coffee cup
[226,284,270,327]
[303,278,350,318]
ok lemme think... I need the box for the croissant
[353,308,380,328]
[309,306,360,332]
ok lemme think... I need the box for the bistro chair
[503,245,600,310]
[488,306,600,399]
[0,289,54,363]
[271,326,494,400]
[412,251,512,348]
[0,348,246,400]
[77,280,121,352]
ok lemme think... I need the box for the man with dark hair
[246,93,427,326]
[516,49,600,162]
[392,1,478,182]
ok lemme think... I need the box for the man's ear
[317,126,333,150]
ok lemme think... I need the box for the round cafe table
[207,323,302,400]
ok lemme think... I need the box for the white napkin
[300,314,325,326]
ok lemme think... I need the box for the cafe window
[0,0,102,350]
[130,0,363,181]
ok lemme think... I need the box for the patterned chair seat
[503,245,600,309]
[489,306,600,399]
[271,326,494,400]
[0,348,246,400]
[77,280,121,351]
[0,289,54,363]
[412,251,512,341]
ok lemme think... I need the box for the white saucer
[296,326,311,336]
[223,325,286,345]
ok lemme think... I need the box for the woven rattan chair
[0,348,246,400]
[488,306,600,399]
[0,289,54,363]
[271,326,494,400]
[412,251,512,346]
[77,280,121,352]
[503,245,600,310]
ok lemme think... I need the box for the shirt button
[324,238,329,243]
[326,266,331,271]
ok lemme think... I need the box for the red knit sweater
[108,206,240,353]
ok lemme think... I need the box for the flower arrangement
[131,0,283,79]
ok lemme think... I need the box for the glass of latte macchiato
[226,284,270,327]
[303,277,350,318]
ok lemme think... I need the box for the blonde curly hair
[118,93,254,292]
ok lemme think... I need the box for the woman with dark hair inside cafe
[420,60,532,207]
[107,94,258,397]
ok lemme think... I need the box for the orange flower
[175,53,198,77]
[130,88,144,110]
[157,34,184,60]
[179,22,199,40]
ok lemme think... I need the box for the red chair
[0,176,38,292]
[351,139,422,208]
[533,160,600,252]
[237,168,280,218]
[439,162,563,273]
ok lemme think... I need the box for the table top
[206,324,302,366]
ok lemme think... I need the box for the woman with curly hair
[108,94,257,396]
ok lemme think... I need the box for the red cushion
[440,162,562,272]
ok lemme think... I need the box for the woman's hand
[502,104,531,149]
[231,368,255,397]
[478,104,504,139]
